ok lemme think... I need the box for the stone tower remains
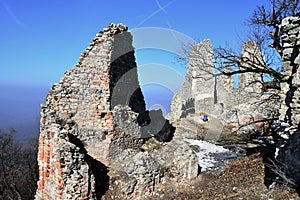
[35,23,149,199]
[168,39,272,127]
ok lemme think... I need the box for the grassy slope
[156,153,299,200]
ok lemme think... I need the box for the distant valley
[0,84,49,141]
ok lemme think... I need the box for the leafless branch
[266,158,298,187]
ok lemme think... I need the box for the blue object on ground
[203,115,208,122]
[257,136,266,140]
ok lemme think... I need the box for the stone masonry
[168,39,279,133]
[35,23,149,199]
[35,22,200,200]
[167,15,300,187]
[276,15,300,186]
[35,19,299,199]
[167,40,214,121]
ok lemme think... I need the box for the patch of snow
[185,139,237,173]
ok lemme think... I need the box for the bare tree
[218,0,300,79]
[215,1,300,131]
[177,0,300,189]
[178,1,300,88]
[249,0,300,53]
[0,129,38,200]
[175,1,300,125]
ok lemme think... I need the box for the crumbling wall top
[36,23,148,199]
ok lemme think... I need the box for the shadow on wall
[276,129,300,193]
[110,50,151,127]
[109,32,150,127]
[68,133,110,199]
[180,98,195,118]
[140,109,175,142]
[244,119,296,191]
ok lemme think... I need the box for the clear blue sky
[0,0,268,87]
[0,0,270,137]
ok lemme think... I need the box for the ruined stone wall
[168,39,278,130]
[239,41,263,93]
[36,23,148,199]
[276,16,300,185]
[223,41,281,126]
[167,40,217,122]
[189,40,216,114]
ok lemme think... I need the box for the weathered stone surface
[166,37,283,184]
[276,15,300,186]
[167,39,215,122]
[239,41,263,92]
[106,139,199,199]
[168,39,280,133]
[36,17,300,199]
[35,22,192,200]
[35,23,149,200]
[141,109,174,142]
[108,149,164,199]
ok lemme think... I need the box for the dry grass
[155,153,300,200]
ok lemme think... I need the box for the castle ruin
[35,15,300,199]
[35,23,150,199]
